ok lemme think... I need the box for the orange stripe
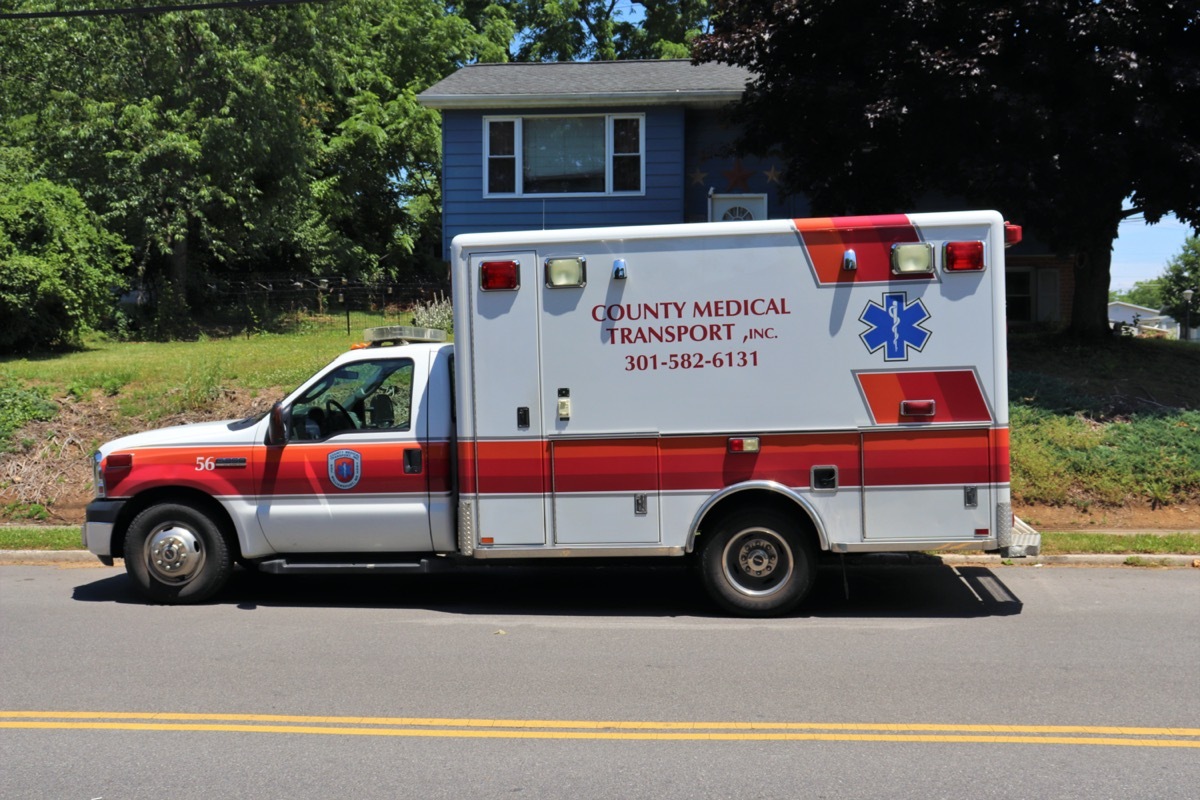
[793,215,930,284]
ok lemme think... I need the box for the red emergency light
[480,260,519,291]
[1004,222,1023,247]
[943,241,985,272]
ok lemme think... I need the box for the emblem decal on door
[328,449,362,490]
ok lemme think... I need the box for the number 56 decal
[195,456,246,470]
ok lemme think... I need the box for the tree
[0,151,129,352]
[1111,279,1165,310]
[0,1,510,317]
[695,1,1200,338]
[484,1,708,61]
[1160,237,1200,335]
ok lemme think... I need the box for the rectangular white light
[891,243,934,274]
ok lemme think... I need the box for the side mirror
[267,402,291,446]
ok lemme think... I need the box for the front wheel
[124,502,232,604]
[698,509,817,617]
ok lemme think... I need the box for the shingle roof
[418,60,751,109]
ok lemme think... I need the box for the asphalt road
[2,561,1198,799]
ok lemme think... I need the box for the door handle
[403,448,423,475]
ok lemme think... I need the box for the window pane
[488,120,514,156]
[523,117,604,194]
[1006,271,1033,322]
[613,154,641,192]
[291,360,412,439]
[1007,297,1033,322]
[613,118,640,154]
[488,157,515,193]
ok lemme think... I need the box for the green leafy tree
[481,1,707,61]
[1111,279,1165,310]
[1160,237,1200,337]
[0,152,129,352]
[0,1,509,319]
[695,0,1200,338]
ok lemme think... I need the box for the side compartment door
[862,428,993,541]
[550,437,661,545]
[468,252,547,545]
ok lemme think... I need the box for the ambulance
[83,210,1039,616]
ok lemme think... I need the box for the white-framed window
[1006,267,1034,323]
[484,114,644,197]
[1006,266,1061,324]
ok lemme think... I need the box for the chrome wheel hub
[739,538,778,577]
[145,525,205,584]
[722,528,794,597]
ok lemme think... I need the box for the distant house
[417,59,1071,326]
[1108,300,1178,337]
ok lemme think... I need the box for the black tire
[698,508,817,617]
[123,502,232,604]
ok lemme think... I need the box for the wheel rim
[144,523,205,585]
[721,527,794,597]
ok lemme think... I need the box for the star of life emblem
[328,449,362,490]
[859,292,932,362]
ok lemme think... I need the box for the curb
[939,553,1199,567]
[0,550,118,564]
[1,551,1197,568]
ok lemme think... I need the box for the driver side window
[290,358,414,441]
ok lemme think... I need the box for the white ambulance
[83,210,1038,616]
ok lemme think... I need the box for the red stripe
[862,429,996,485]
[106,446,258,498]
[109,442,452,498]
[108,430,1010,502]
[857,370,992,424]
[473,439,549,494]
[552,439,659,493]
[659,434,862,491]
[468,431,1006,494]
[793,215,931,284]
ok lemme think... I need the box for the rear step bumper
[1002,516,1042,558]
[256,558,454,575]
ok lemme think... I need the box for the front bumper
[82,498,126,565]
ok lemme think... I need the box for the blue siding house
[419,60,809,261]
[418,60,1067,326]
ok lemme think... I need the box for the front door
[256,352,435,553]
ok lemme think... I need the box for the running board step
[256,558,447,575]
[1006,516,1042,558]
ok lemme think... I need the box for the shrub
[0,381,57,451]
[410,293,453,334]
[0,179,129,352]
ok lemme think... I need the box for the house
[417,59,1071,326]
[1108,300,1178,337]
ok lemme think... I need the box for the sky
[1110,212,1194,291]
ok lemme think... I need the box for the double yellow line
[2,712,1198,748]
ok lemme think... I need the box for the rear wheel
[699,508,817,617]
[124,502,232,604]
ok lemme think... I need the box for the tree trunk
[169,234,188,292]
[1066,219,1122,339]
